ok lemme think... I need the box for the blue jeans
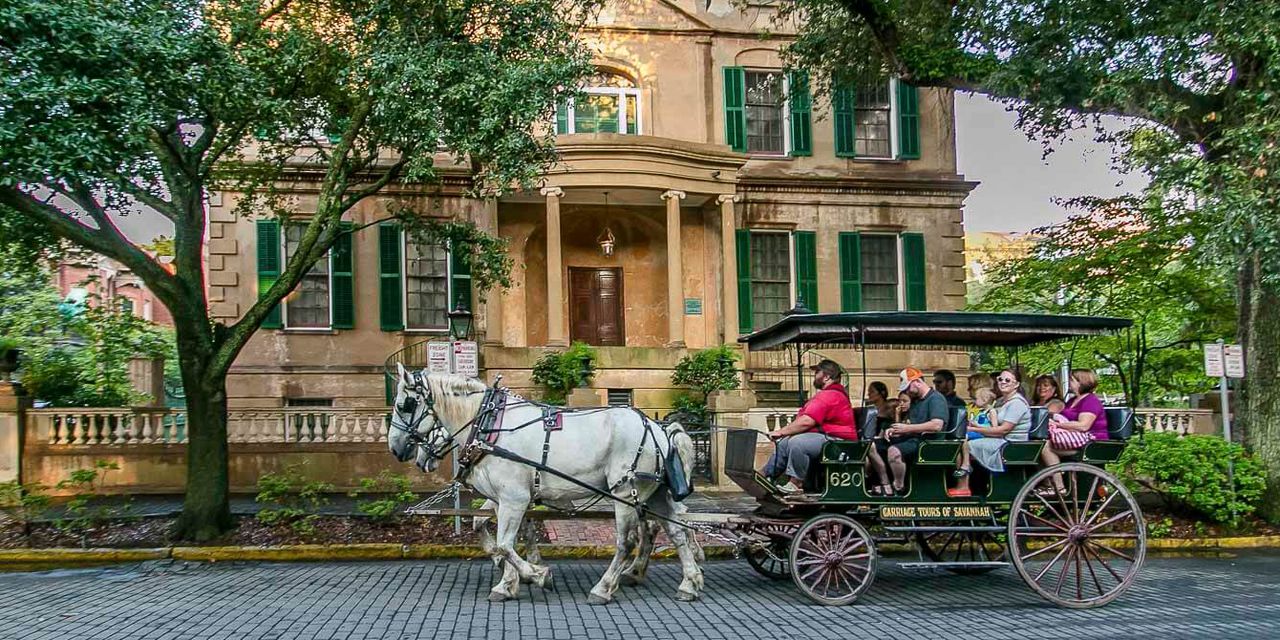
[761,432,829,482]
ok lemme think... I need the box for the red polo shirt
[799,383,857,440]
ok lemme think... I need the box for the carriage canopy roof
[739,311,1133,351]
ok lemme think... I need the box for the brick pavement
[3,553,1280,639]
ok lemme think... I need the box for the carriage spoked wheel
[1009,462,1145,609]
[915,527,1006,575]
[789,514,876,606]
[744,522,798,580]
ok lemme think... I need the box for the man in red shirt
[759,359,857,494]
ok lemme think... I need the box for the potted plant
[0,337,19,381]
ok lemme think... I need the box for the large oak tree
[781,0,1280,518]
[0,0,597,539]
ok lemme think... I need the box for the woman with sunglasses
[949,368,1031,497]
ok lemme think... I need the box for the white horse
[389,366,704,604]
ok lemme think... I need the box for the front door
[569,267,624,346]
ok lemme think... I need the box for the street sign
[427,342,451,374]
[1225,344,1245,379]
[453,341,479,378]
[1204,343,1224,378]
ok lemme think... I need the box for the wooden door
[569,267,624,346]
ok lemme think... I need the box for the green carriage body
[728,311,1147,609]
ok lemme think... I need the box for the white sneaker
[776,482,803,495]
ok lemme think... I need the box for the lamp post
[784,295,813,405]
[445,296,473,533]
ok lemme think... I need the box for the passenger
[1045,398,1066,417]
[950,369,1032,498]
[863,381,896,491]
[1039,369,1109,494]
[759,359,857,495]
[1032,374,1064,406]
[965,372,995,432]
[870,367,947,496]
[933,369,967,410]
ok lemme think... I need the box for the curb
[2,536,1277,567]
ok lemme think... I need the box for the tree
[972,197,1235,404]
[0,0,597,539]
[780,0,1280,519]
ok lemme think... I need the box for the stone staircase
[749,378,802,409]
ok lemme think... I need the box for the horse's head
[388,363,452,470]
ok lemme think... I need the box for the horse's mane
[422,373,488,431]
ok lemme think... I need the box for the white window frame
[401,231,454,334]
[743,69,792,157]
[854,77,900,161]
[561,86,643,135]
[855,232,905,311]
[281,231,334,331]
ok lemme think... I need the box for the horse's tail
[665,421,695,486]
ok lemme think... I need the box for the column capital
[540,186,564,198]
[661,189,687,201]
[716,194,740,205]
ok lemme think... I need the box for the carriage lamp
[597,226,616,257]
[784,294,813,316]
[447,296,473,341]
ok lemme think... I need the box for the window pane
[750,232,791,329]
[856,81,892,158]
[284,225,330,328]
[575,94,620,133]
[405,239,449,330]
[625,95,638,134]
[745,71,784,154]
[860,235,899,311]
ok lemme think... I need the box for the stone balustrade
[29,407,392,446]
[1135,408,1216,436]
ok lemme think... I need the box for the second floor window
[855,81,894,159]
[284,225,331,329]
[745,71,785,155]
[556,72,640,135]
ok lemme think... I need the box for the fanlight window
[557,71,641,135]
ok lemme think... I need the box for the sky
[954,93,1144,233]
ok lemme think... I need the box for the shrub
[671,345,740,400]
[255,463,334,536]
[531,342,597,404]
[52,460,122,546]
[0,481,52,541]
[1110,432,1267,524]
[349,470,418,522]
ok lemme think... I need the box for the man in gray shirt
[878,367,947,491]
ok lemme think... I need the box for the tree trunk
[169,312,233,541]
[1240,264,1280,523]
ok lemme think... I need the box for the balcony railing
[29,407,393,446]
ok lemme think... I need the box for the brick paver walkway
[2,553,1279,639]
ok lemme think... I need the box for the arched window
[556,71,641,135]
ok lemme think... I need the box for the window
[607,389,634,406]
[284,225,331,329]
[557,72,640,135]
[745,71,786,155]
[404,237,450,331]
[860,235,901,311]
[749,231,792,330]
[855,79,894,159]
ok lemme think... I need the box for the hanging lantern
[598,192,616,256]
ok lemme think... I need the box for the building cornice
[736,174,980,198]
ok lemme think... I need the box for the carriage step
[898,561,1009,571]
[884,526,1004,534]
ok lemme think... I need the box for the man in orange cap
[866,367,947,495]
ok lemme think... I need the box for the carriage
[392,311,1145,609]
[719,311,1145,609]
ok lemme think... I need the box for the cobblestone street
[3,552,1279,639]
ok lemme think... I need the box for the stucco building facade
[209,0,975,411]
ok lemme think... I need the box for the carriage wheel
[743,521,797,580]
[1009,462,1145,609]
[789,514,876,606]
[916,528,1006,575]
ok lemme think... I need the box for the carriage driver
[759,359,858,495]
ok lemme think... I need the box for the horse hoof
[586,594,611,606]
[488,591,513,603]
[676,591,699,602]
[540,572,556,592]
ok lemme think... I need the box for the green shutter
[787,71,812,157]
[838,232,862,312]
[897,81,920,159]
[735,229,752,334]
[903,232,927,311]
[450,243,473,335]
[378,222,404,331]
[723,67,747,153]
[555,98,569,134]
[256,220,282,329]
[834,82,857,158]
[331,221,355,329]
[793,231,817,311]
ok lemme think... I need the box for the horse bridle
[390,371,492,465]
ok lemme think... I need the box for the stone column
[718,194,740,345]
[541,186,567,347]
[0,381,27,489]
[481,198,503,346]
[662,190,687,348]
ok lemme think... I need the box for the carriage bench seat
[822,440,870,464]
[1000,441,1046,466]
